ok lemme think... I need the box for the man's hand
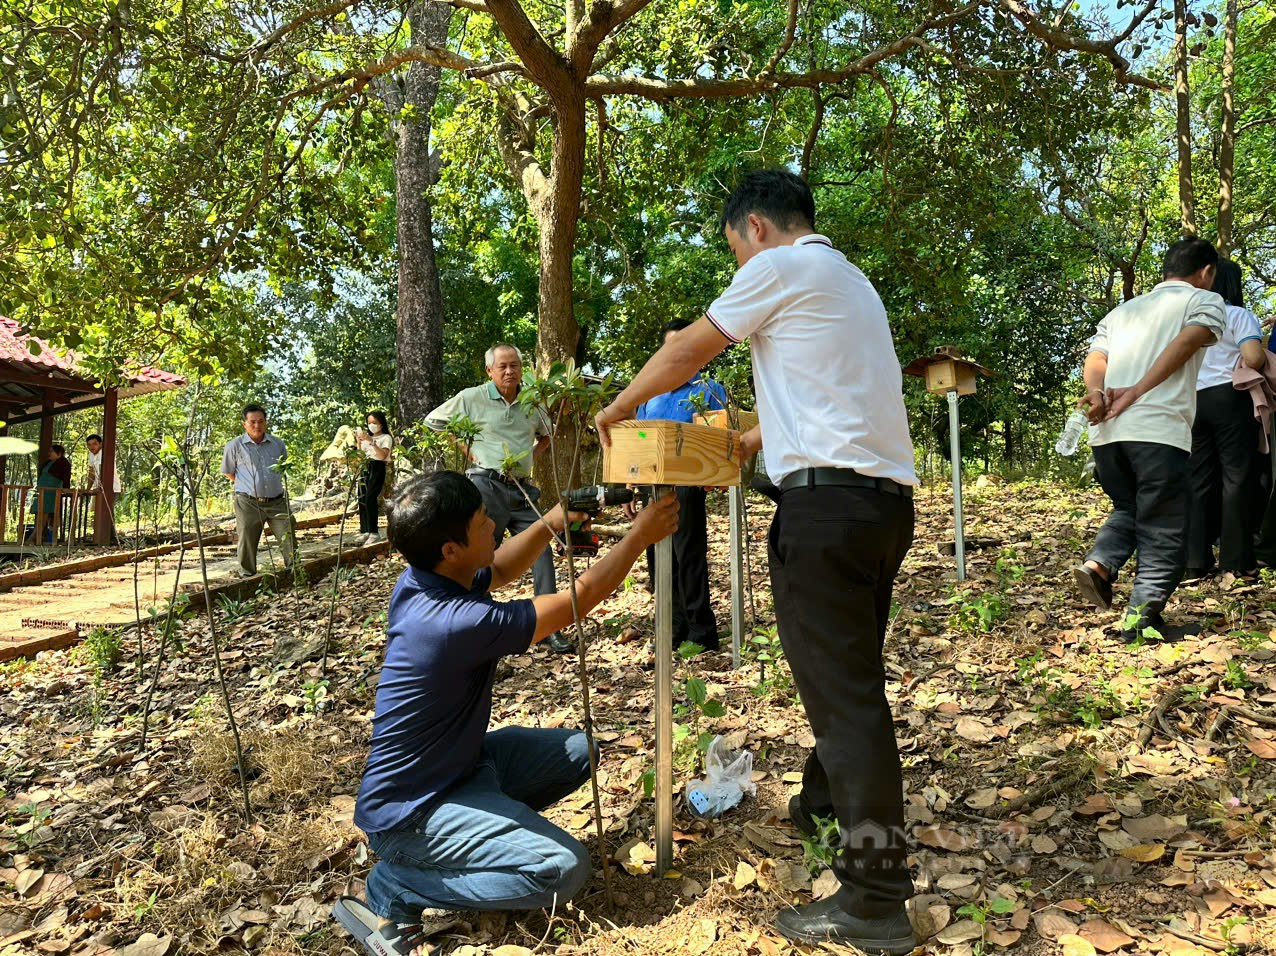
[622,499,639,521]
[629,493,679,546]
[1103,386,1140,421]
[738,424,762,459]
[542,503,590,534]
[1077,388,1107,425]
[595,401,635,449]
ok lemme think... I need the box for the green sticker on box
[637,431,647,438]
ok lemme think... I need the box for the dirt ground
[1,479,1273,956]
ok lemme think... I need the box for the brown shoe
[1072,564,1112,610]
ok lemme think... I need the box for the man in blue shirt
[220,404,294,577]
[332,471,678,956]
[634,319,728,652]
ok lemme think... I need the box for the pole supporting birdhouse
[904,347,992,582]
[653,486,675,877]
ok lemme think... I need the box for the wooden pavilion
[0,317,185,546]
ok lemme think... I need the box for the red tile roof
[0,316,185,392]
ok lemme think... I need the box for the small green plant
[994,548,1026,588]
[958,897,1017,925]
[132,889,159,920]
[1231,629,1271,652]
[800,814,841,875]
[1220,914,1250,956]
[218,594,252,624]
[302,677,330,714]
[949,592,1007,634]
[1223,659,1254,690]
[13,801,53,849]
[84,627,122,678]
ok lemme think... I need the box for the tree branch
[573,0,660,73]
[999,0,1167,92]
[756,0,800,78]
[484,0,570,89]
[585,1,981,98]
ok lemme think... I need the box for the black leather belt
[237,492,284,504]
[778,467,914,498]
[467,468,528,487]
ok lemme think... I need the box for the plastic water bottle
[1055,410,1088,457]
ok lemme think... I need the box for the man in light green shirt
[427,344,571,653]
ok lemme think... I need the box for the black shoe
[1072,564,1113,610]
[547,633,574,655]
[787,793,832,840]
[775,897,916,954]
[1182,567,1214,582]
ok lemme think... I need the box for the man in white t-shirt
[596,170,917,954]
[84,434,122,494]
[1072,237,1227,641]
[1186,259,1265,577]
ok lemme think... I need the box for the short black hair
[662,319,693,337]
[364,410,391,437]
[51,443,66,456]
[719,169,816,236]
[242,403,266,420]
[1212,258,1245,308]
[86,433,103,444]
[1162,237,1218,280]
[386,471,483,570]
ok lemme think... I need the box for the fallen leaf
[1078,918,1135,952]
[956,717,996,742]
[688,919,717,955]
[1058,933,1098,956]
[16,868,44,896]
[1032,835,1058,854]
[812,869,839,900]
[966,787,999,809]
[115,934,171,956]
[1122,814,1187,842]
[1120,843,1166,863]
[734,861,757,890]
[1033,911,1079,939]
[915,824,976,851]
[491,947,534,956]
[781,771,804,783]
[936,919,983,944]
[1074,794,1115,816]
[1244,738,1276,759]
[986,926,1022,947]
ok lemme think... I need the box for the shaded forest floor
[2,479,1274,956]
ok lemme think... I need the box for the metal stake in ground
[729,483,744,669]
[948,388,966,582]
[653,485,674,877]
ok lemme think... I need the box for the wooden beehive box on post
[903,345,991,396]
[694,408,760,432]
[603,420,741,486]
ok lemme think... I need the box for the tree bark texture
[1173,0,1197,237]
[1217,0,1238,257]
[394,2,452,428]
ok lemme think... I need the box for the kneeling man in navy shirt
[333,471,678,956]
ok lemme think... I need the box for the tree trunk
[394,2,452,428]
[533,92,588,496]
[1217,0,1238,257]
[1173,0,1197,237]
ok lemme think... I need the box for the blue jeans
[364,728,594,922]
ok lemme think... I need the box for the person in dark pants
[330,472,677,956]
[597,170,919,954]
[1186,260,1265,577]
[356,410,394,545]
[428,344,572,654]
[1071,238,1226,640]
[634,319,728,653]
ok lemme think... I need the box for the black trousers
[645,486,719,649]
[1187,384,1258,572]
[359,460,387,535]
[770,484,915,917]
[1088,441,1189,614]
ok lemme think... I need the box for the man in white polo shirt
[597,170,917,954]
[1072,237,1226,641]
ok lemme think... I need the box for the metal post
[729,484,744,670]
[653,486,674,877]
[947,388,965,581]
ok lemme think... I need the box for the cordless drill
[564,485,636,556]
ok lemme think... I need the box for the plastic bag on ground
[684,734,756,818]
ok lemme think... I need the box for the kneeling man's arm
[530,495,679,644]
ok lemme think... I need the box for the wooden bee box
[694,408,761,432]
[924,359,979,396]
[603,420,741,486]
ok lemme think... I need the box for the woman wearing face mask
[355,411,393,544]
